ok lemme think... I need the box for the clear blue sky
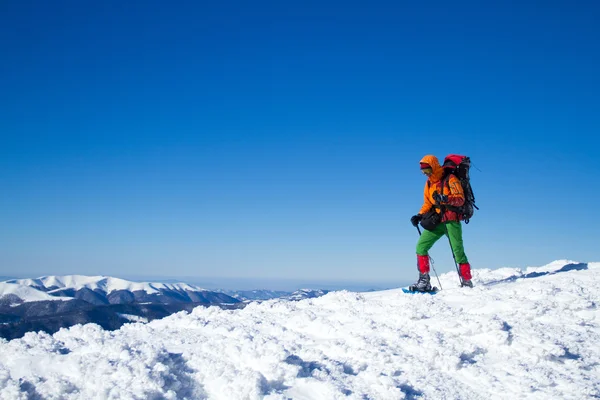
[1,1,598,286]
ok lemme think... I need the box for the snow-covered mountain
[224,289,292,301]
[8,275,202,293]
[1,260,598,399]
[225,288,330,301]
[285,288,330,301]
[1,275,238,305]
[0,282,71,304]
[0,275,242,340]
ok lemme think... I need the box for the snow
[117,314,149,323]
[0,283,71,303]
[1,260,599,399]
[4,275,205,296]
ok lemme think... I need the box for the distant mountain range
[223,289,293,301]
[0,275,331,340]
[2,275,239,305]
[223,288,330,301]
[0,275,242,340]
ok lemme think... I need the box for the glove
[410,214,422,227]
[432,193,448,204]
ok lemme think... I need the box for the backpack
[441,154,478,223]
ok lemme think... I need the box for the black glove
[432,193,448,204]
[410,214,422,227]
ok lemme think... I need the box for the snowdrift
[0,260,598,399]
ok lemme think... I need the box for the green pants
[416,221,469,264]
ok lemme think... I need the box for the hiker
[410,155,473,291]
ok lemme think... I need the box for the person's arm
[419,182,433,214]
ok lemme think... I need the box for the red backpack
[442,155,478,223]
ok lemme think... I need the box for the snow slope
[0,260,598,399]
[0,283,71,303]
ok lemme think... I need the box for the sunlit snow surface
[1,260,599,399]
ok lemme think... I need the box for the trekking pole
[415,226,443,290]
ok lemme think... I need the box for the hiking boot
[461,278,473,288]
[410,273,432,292]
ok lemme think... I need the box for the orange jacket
[418,155,465,222]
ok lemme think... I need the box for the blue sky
[1,1,598,287]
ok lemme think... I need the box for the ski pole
[415,226,443,290]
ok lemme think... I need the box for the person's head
[420,162,433,176]
[419,155,443,182]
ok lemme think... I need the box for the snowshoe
[402,286,438,295]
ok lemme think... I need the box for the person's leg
[445,221,472,282]
[415,224,444,276]
[444,221,467,264]
[416,224,445,258]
